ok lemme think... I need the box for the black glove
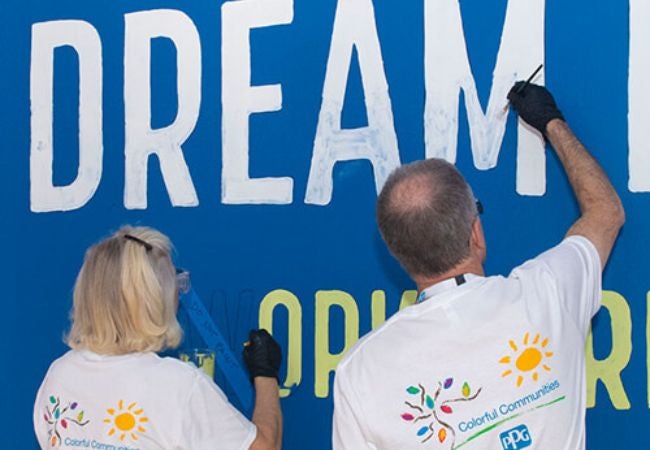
[507,82,564,135]
[243,329,282,382]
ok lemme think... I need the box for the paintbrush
[503,63,544,112]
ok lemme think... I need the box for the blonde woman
[33,226,282,450]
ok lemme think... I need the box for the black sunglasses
[476,200,484,215]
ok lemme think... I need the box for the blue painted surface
[0,1,646,449]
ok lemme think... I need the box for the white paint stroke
[30,20,103,212]
[424,0,546,195]
[221,0,294,204]
[124,9,200,209]
[629,0,650,192]
[305,0,401,206]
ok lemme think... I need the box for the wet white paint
[424,0,547,196]
[30,20,103,212]
[305,0,401,205]
[221,0,294,204]
[629,0,650,192]
[124,10,201,209]
[29,1,644,211]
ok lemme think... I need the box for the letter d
[31,20,103,212]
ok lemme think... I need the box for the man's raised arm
[508,83,625,267]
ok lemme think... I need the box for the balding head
[377,158,479,278]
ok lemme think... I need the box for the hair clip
[124,234,153,252]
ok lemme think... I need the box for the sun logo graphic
[103,400,149,442]
[499,332,554,387]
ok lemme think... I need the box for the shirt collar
[416,273,480,304]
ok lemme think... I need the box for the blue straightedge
[179,288,254,412]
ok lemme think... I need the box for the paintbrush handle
[516,64,544,93]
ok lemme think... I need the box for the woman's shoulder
[135,352,210,388]
[153,353,203,377]
[42,349,78,374]
[40,349,210,401]
[46,350,197,378]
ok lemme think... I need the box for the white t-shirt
[34,350,256,450]
[333,236,601,450]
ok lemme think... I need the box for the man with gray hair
[332,83,624,450]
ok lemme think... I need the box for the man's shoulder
[508,235,600,278]
[337,308,410,375]
[337,299,449,378]
[338,278,508,372]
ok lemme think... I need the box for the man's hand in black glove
[243,329,282,382]
[507,82,564,135]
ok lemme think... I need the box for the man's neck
[414,260,485,293]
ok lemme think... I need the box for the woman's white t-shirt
[34,350,256,450]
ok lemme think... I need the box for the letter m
[425,0,546,195]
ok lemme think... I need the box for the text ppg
[500,424,532,450]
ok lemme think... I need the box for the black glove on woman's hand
[507,82,564,135]
[243,329,282,382]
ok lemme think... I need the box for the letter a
[305,0,401,205]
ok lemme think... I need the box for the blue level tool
[179,288,253,411]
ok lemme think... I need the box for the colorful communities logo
[499,332,554,388]
[400,378,481,447]
[43,396,89,447]
[104,400,149,442]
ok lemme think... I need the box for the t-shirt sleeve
[182,371,256,450]
[33,374,49,448]
[521,235,602,335]
[332,368,376,450]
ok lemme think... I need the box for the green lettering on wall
[399,290,417,310]
[371,290,386,329]
[586,290,632,409]
[371,290,418,329]
[314,291,359,398]
[259,289,303,398]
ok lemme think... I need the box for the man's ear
[470,218,486,255]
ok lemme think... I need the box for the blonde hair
[66,226,182,354]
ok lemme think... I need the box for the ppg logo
[500,424,532,450]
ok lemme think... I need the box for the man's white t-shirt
[34,350,256,450]
[333,236,601,450]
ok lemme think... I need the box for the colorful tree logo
[43,396,90,447]
[400,378,481,448]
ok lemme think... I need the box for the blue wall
[2,0,646,448]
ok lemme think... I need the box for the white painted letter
[424,0,546,195]
[305,0,401,205]
[221,0,294,204]
[629,0,650,192]
[30,20,103,212]
[124,10,201,209]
